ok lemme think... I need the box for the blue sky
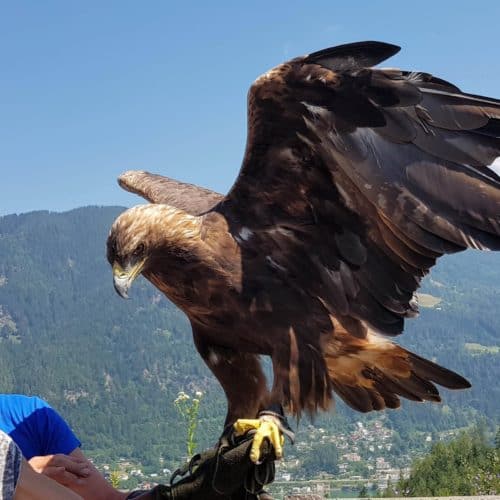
[1,1,500,215]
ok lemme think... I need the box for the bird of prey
[107,41,500,462]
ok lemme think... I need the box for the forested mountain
[0,207,498,470]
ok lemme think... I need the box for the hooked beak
[112,260,146,299]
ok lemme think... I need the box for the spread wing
[118,170,223,215]
[217,41,500,338]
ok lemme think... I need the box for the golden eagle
[107,41,500,461]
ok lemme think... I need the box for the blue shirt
[0,395,81,459]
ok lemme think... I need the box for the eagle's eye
[108,240,118,258]
[133,243,145,257]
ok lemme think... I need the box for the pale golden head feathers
[107,204,201,264]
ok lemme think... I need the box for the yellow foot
[234,416,285,463]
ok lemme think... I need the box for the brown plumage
[107,41,500,426]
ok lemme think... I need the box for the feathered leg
[192,329,268,427]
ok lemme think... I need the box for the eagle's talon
[233,416,286,463]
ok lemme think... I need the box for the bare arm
[15,459,83,500]
[29,448,128,500]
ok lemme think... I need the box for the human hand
[29,453,91,487]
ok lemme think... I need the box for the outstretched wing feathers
[118,170,223,215]
[305,41,401,71]
[220,41,500,339]
[344,130,500,246]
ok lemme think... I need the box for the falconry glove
[125,428,277,500]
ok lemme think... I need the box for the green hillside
[0,207,226,468]
[0,207,498,474]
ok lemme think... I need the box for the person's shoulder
[25,395,52,410]
[0,394,52,411]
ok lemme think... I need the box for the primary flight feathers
[108,41,499,422]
